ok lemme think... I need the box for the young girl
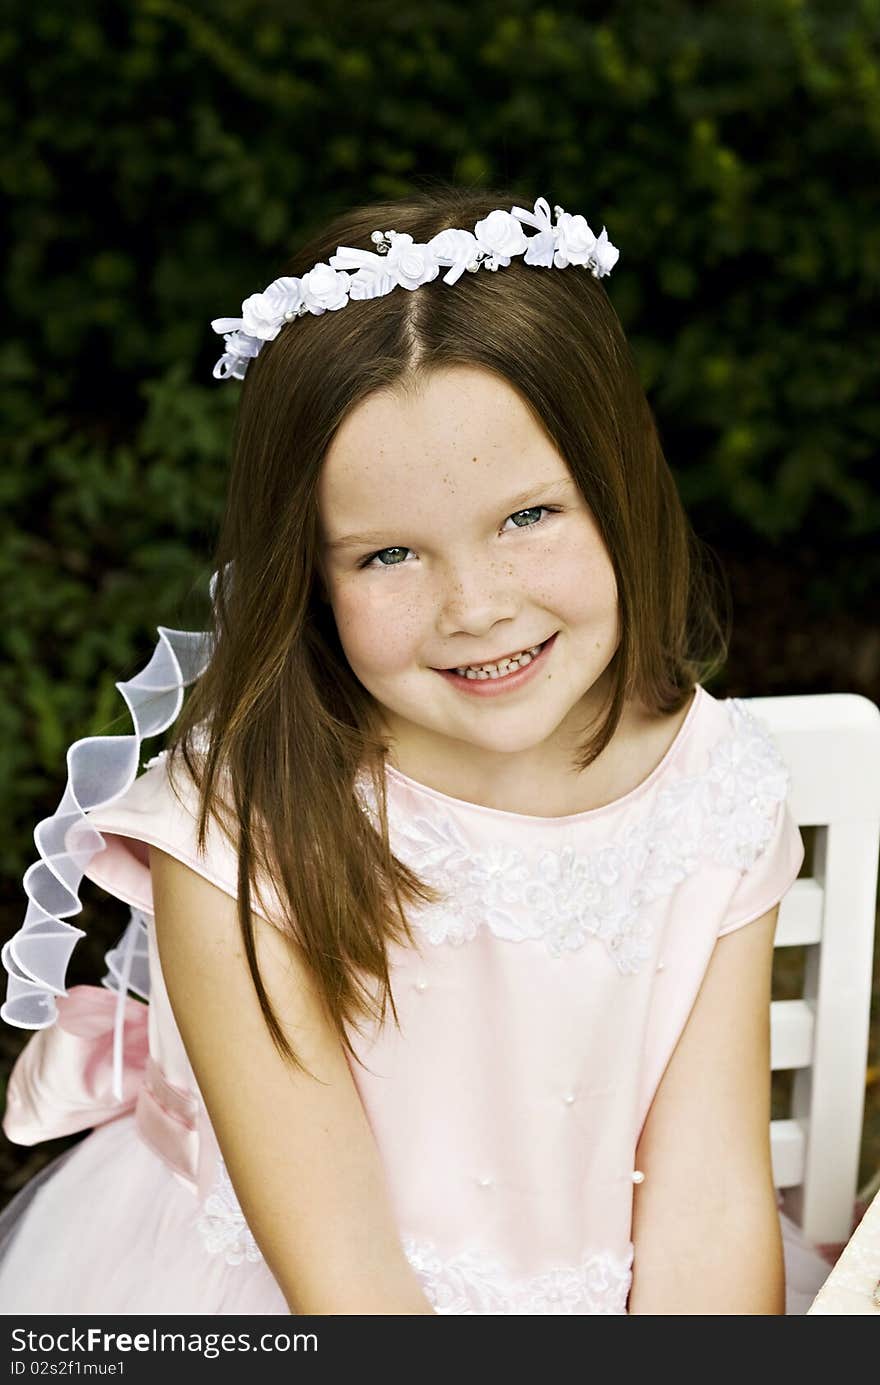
[0,185,833,1315]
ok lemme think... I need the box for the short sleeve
[75,753,235,916]
[716,796,805,937]
[79,753,283,925]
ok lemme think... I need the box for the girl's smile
[432,631,558,696]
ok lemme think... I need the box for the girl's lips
[434,633,557,697]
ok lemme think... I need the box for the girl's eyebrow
[324,477,575,550]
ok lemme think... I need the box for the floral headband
[211,196,620,381]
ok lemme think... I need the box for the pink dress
[0,684,833,1313]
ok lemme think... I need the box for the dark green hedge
[2,0,878,883]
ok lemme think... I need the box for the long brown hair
[164,181,730,1074]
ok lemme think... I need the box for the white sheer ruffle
[2,577,219,1097]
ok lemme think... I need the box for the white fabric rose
[473,210,529,264]
[590,228,620,278]
[553,213,597,269]
[385,233,440,291]
[240,277,304,340]
[301,263,351,315]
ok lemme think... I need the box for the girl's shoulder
[622,682,789,798]
[618,683,795,839]
[679,683,790,781]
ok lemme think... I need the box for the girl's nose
[434,557,520,638]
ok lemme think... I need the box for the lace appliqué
[195,1156,263,1266]
[358,699,791,973]
[402,1236,633,1315]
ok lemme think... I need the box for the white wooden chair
[743,692,880,1244]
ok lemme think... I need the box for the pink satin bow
[3,985,149,1145]
[2,985,218,1199]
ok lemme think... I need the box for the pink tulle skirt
[0,1114,832,1314]
[0,1115,288,1314]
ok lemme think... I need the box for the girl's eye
[357,505,558,569]
[358,546,411,569]
[504,506,552,530]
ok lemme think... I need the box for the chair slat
[775,878,823,947]
[771,1119,806,1189]
[770,999,814,1070]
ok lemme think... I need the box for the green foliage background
[2,0,878,894]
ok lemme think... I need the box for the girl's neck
[383,684,697,820]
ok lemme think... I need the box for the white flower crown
[211,196,620,381]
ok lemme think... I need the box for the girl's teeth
[453,642,544,678]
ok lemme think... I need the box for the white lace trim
[401,1235,633,1315]
[194,1156,263,1266]
[196,1159,632,1313]
[357,699,790,973]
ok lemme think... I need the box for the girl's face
[317,365,620,780]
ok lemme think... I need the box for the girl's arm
[628,905,785,1314]
[149,845,436,1316]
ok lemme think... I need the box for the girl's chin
[421,715,565,758]
[374,702,561,747]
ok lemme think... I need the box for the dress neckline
[384,684,705,827]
